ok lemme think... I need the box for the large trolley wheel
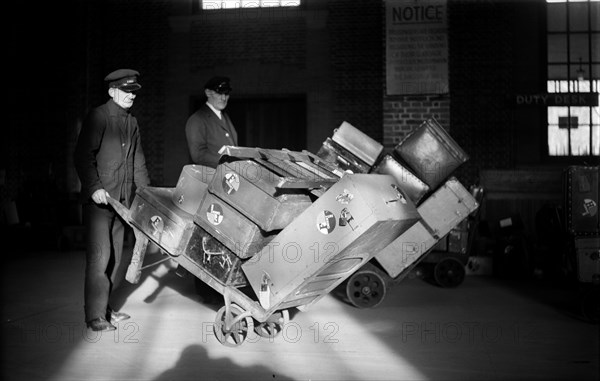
[254,309,289,339]
[346,270,387,308]
[434,258,466,288]
[214,303,254,347]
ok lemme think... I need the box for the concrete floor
[2,248,598,381]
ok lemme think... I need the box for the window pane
[569,2,589,32]
[569,34,590,62]
[548,64,568,79]
[241,1,260,7]
[571,106,590,125]
[592,34,600,62]
[548,34,568,62]
[592,2,600,32]
[548,124,570,156]
[547,2,566,32]
[593,126,600,155]
[570,125,591,155]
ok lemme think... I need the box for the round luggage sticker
[317,210,336,234]
[206,203,224,225]
[222,172,240,195]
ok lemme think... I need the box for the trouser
[83,202,127,322]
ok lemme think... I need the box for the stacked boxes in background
[563,166,600,284]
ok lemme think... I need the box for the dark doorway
[191,95,307,151]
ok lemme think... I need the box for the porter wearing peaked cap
[204,76,232,95]
[104,69,141,92]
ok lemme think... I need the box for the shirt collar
[206,101,222,119]
[107,99,130,116]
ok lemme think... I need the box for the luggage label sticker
[335,189,354,204]
[222,172,240,195]
[582,198,597,218]
[206,203,224,225]
[317,210,336,234]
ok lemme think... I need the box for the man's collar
[107,99,130,115]
[205,101,222,119]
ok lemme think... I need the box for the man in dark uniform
[185,76,238,167]
[74,69,150,331]
[184,76,238,304]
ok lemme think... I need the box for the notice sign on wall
[386,0,449,95]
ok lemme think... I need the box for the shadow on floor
[153,344,295,381]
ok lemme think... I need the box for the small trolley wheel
[434,258,466,288]
[213,304,254,347]
[254,309,290,339]
[346,270,387,308]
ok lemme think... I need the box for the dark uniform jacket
[185,103,238,168]
[74,99,150,207]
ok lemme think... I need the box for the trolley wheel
[434,258,466,288]
[346,270,387,308]
[254,309,290,339]
[213,304,254,347]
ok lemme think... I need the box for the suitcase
[374,178,479,279]
[218,146,343,197]
[130,187,246,286]
[564,166,599,236]
[371,154,430,205]
[431,218,469,254]
[207,160,314,232]
[182,227,247,287]
[316,138,371,174]
[194,191,275,259]
[172,164,215,215]
[130,187,197,257]
[394,118,469,189]
[242,174,421,310]
[374,221,438,279]
[575,236,600,283]
[418,177,479,240]
[331,121,383,166]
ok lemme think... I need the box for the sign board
[385,0,449,95]
[515,93,599,107]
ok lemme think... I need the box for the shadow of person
[153,344,296,381]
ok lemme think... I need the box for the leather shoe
[110,311,131,324]
[87,317,116,332]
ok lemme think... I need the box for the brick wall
[78,0,170,186]
[447,0,516,184]
[327,0,384,142]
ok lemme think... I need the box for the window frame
[545,0,599,161]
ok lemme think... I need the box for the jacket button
[225,133,230,137]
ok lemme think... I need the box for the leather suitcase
[575,236,600,283]
[374,178,479,279]
[371,154,430,205]
[181,227,247,287]
[208,160,313,231]
[374,221,438,279]
[394,118,469,189]
[316,138,371,174]
[331,121,383,166]
[564,166,599,236]
[194,191,275,259]
[172,164,215,215]
[130,187,246,286]
[130,187,197,257]
[242,174,421,311]
[418,177,479,239]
